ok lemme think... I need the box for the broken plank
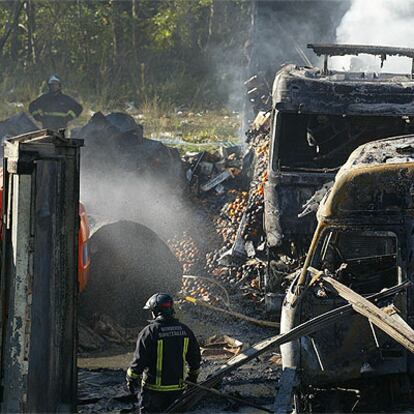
[200,170,231,192]
[322,276,414,353]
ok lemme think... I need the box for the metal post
[0,130,83,413]
[411,57,414,79]
[323,54,329,75]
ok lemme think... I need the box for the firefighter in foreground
[126,293,201,412]
[29,75,83,131]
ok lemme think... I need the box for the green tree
[0,0,251,109]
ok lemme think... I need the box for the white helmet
[48,75,62,85]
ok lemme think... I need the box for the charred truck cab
[280,136,414,411]
[265,44,414,257]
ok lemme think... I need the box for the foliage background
[0,0,253,112]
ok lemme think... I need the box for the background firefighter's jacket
[127,316,201,391]
[29,91,83,130]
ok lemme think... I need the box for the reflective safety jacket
[127,316,201,392]
[29,91,83,131]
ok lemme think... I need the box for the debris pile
[176,112,273,311]
[75,111,186,191]
[200,335,243,359]
[183,147,244,196]
[244,75,272,114]
[78,315,137,354]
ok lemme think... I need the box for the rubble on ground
[172,111,291,317]
[200,335,243,359]
[78,316,138,354]
[74,111,185,190]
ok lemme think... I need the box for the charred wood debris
[169,110,287,321]
[168,73,288,322]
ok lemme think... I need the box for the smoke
[332,0,414,73]
[211,1,349,132]
[81,170,195,241]
[76,111,209,244]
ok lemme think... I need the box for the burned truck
[264,44,414,257]
[279,136,414,412]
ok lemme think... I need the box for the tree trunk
[209,0,226,44]
[131,0,139,54]
[131,0,140,85]
[77,0,89,68]
[0,1,24,58]
[111,0,125,67]
[10,0,22,60]
[26,0,36,64]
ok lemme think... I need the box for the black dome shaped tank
[79,220,182,328]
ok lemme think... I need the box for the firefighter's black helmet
[144,293,174,316]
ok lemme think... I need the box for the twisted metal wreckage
[176,45,414,412]
[171,136,414,413]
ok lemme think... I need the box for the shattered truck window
[316,230,399,294]
[274,113,409,170]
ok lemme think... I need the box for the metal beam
[166,281,409,412]
[322,276,414,353]
[308,43,414,59]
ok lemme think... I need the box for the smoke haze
[81,171,193,241]
[332,0,414,73]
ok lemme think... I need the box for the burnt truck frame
[264,44,414,258]
[279,136,414,412]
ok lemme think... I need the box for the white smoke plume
[81,171,193,241]
[331,0,414,73]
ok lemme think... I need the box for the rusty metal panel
[0,131,82,413]
[27,160,61,411]
[272,65,414,116]
[1,174,32,412]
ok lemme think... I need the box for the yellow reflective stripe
[43,111,70,117]
[142,337,191,392]
[182,337,189,380]
[127,367,140,379]
[32,110,77,118]
[156,339,163,387]
[144,383,185,392]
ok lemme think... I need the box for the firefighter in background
[126,293,201,413]
[29,75,83,131]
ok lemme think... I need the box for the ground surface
[77,301,280,413]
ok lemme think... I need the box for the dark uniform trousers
[139,389,182,413]
[127,316,201,413]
